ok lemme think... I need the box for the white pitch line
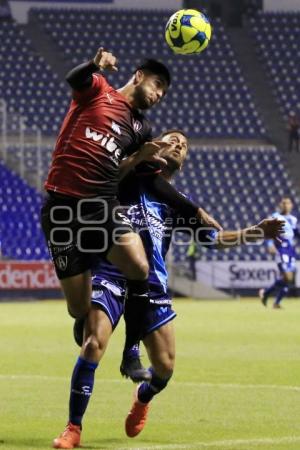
[1,374,300,393]
[115,436,300,450]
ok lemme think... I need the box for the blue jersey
[268,211,299,272]
[92,172,218,304]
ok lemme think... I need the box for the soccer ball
[165,9,212,55]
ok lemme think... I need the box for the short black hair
[135,59,171,86]
[159,129,188,140]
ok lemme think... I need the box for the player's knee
[67,303,89,319]
[82,334,104,359]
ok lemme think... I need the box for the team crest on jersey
[132,119,142,133]
[55,255,68,271]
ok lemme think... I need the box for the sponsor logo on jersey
[116,211,132,226]
[111,121,121,135]
[126,203,170,240]
[132,119,142,133]
[85,127,122,165]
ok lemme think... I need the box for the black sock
[138,368,172,403]
[123,279,149,353]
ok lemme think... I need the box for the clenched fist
[93,47,118,72]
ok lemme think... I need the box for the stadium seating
[0,160,48,260]
[28,8,266,138]
[1,145,298,264]
[6,144,52,184]
[248,12,300,118]
[0,19,69,134]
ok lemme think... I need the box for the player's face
[159,132,188,171]
[280,198,293,215]
[133,71,168,110]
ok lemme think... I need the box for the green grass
[1,298,300,450]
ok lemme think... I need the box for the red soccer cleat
[53,422,81,449]
[125,387,150,438]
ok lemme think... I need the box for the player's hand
[197,208,222,231]
[137,141,169,167]
[255,218,285,240]
[93,47,118,72]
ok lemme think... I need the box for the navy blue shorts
[277,253,296,273]
[91,279,176,337]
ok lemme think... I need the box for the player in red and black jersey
[41,48,220,382]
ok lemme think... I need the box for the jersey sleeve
[72,73,107,103]
[174,213,218,248]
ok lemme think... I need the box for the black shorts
[41,193,133,280]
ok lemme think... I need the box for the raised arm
[66,60,99,90]
[66,47,118,91]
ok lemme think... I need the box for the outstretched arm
[214,219,285,249]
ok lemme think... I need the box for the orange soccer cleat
[125,387,150,438]
[53,422,81,449]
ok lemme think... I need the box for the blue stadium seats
[0,20,69,134]
[0,160,48,260]
[248,12,300,118]
[26,8,266,138]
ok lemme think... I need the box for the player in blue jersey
[259,197,299,309]
[53,130,284,449]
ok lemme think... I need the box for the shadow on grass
[0,436,170,449]
[86,437,175,449]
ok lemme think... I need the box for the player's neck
[117,85,137,109]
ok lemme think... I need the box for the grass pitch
[1,298,300,450]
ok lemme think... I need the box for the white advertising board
[196,261,300,289]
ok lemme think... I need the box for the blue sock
[69,357,98,426]
[275,283,289,305]
[264,279,284,298]
[138,368,172,404]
